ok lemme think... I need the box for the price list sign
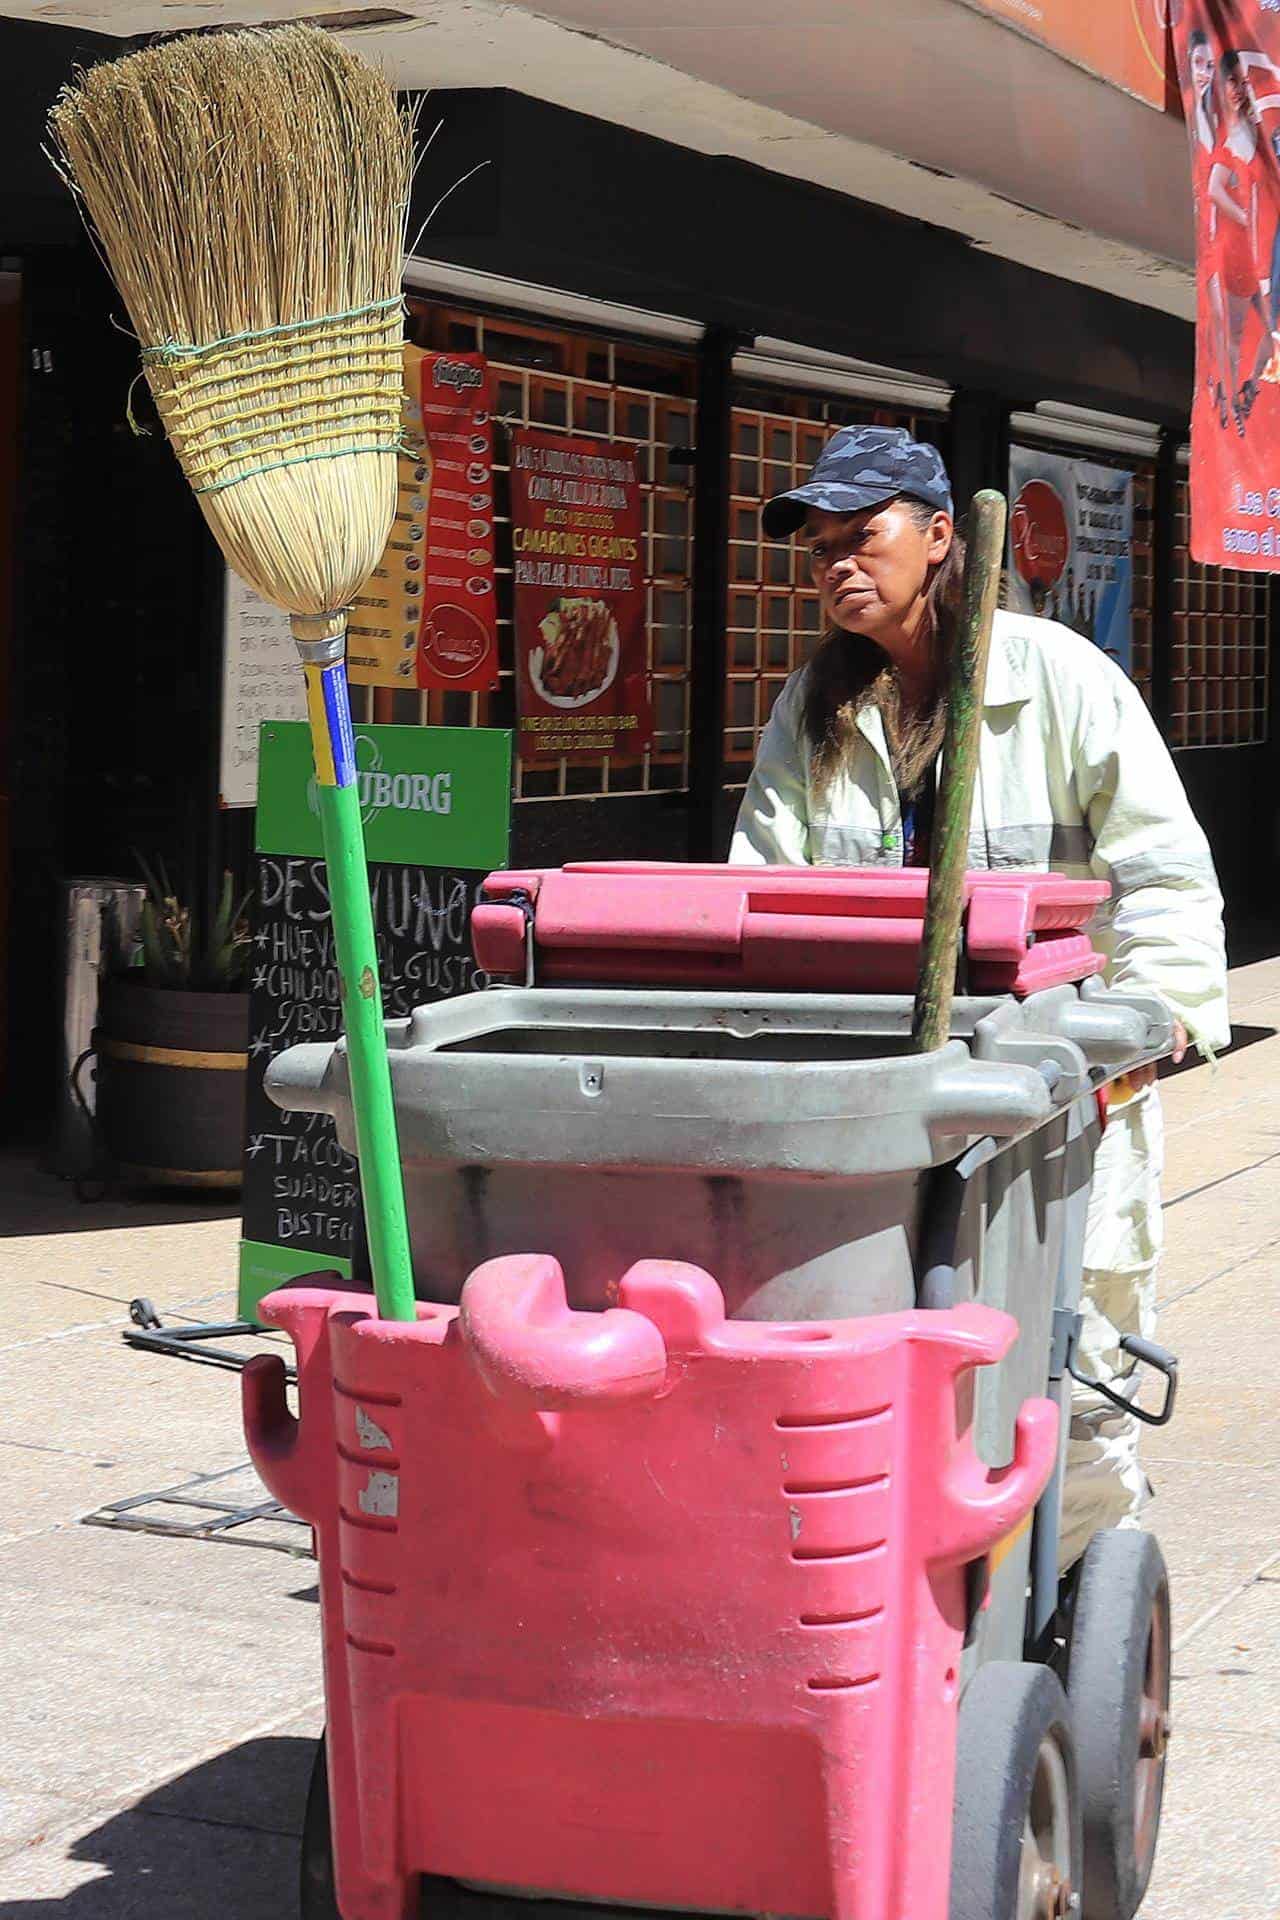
[348,346,499,692]
[237,720,511,1318]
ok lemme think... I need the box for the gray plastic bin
[268,976,1166,1317]
[266,973,1170,1656]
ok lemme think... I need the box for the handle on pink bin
[460,1254,668,1410]
[940,1397,1060,1564]
[242,1353,318,1522]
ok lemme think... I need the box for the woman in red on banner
[1221,47,1280,390]
[1190,29,1233,429]
[1205,43,1280,431]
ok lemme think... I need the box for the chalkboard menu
[238,721,511,1318]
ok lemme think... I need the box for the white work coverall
[730,610,1230,1566]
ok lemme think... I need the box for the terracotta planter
[94,976,249,1189]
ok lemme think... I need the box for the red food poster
[510,430,653,761]
[348,346,499,690]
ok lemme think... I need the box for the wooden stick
[911,489,1007,1053]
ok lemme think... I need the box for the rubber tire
[951,1660,1083,1920]
[1066,1530,1171,1920]
[300,1735,341,1920]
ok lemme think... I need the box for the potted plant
[92,858,251,1189]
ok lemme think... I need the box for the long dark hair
[803,498,966,800]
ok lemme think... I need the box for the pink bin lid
[473,863,1110,997]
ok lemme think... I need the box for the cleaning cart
[245,860,1177,1920]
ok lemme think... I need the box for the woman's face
[1192,41,1215,97]
[804,500,952,642]
[1225,68,1255,127]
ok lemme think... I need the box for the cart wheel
[1066,1531,1171,1920]
[300,1734,341,1920]
[951,1661,1082,1920]
[128,1297,161,1330]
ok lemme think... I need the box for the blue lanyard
[902,800,919,866]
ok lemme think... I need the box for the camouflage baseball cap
[762,425,953,538]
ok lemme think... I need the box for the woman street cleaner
[731,425,1230,1566]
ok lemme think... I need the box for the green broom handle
[911,490,1007,1055]
[293,613,416,1322]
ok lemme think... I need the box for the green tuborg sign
[254,720,512,869]
[238,721,511,1318]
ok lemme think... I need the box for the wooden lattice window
[1128,466,1155,701]
[352,297,697,801]
[1172,478,1271,748]
[725,385,950,781]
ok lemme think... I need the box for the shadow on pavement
[1226,918,1280,969]
[0,1151,240,1239]
[1160,1022,1277,1081]
[0,1736,315,1919]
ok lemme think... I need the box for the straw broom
[50,26,418,1321]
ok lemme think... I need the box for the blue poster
[1008,447,1134,674]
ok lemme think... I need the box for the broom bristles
[49,26,413,616]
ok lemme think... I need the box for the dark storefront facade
[2,52,1274,1136]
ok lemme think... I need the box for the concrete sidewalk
[0,1170,323,1916]
[1137,954,1280,1919]
[2,963,1279,1916]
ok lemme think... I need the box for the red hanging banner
[1175,7,1280,568]
[348,346,500,690]
[510,430,653,762]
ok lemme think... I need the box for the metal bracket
[497,886,537,989]
[1049,1306,1081,1384]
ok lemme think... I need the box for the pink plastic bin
[244,1259,1057,1920]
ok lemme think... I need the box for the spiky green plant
[133,853,250,992]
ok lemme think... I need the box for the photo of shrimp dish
[532,598,619,706]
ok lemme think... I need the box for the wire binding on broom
[141,292,405,364]
[140,296,406,495]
